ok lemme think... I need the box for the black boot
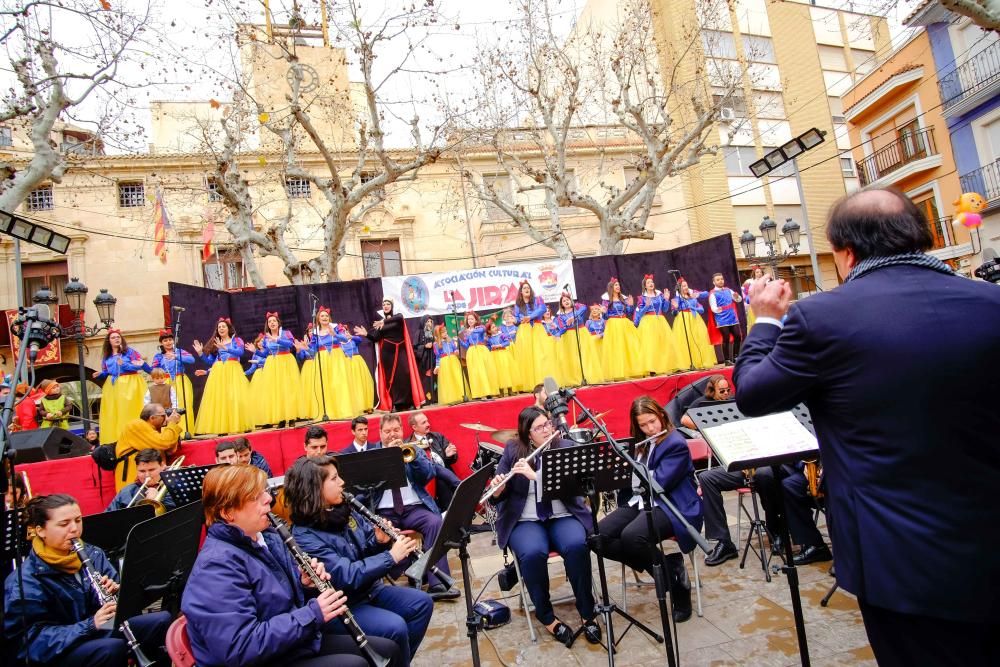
[665,553,692,623]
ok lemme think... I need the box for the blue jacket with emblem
[3,542,116,664]
[180,522,326,667]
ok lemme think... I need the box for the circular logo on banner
[401,276,429,314]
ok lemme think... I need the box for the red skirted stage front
[19,370,725,514]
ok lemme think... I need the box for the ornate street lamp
[62,277,116,424]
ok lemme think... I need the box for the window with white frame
[285,177,311,199]
[203,247,246,291]
[0,126,11,147]
[701,30,737,59]
[743,35,776,64]
[724,146,759,177]
[27,185,53,211]
[840,156,856,176]
[206,177,223,202]
[118,181,145,208]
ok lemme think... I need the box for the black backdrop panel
[167,233,738,406]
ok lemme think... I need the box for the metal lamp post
[740,216,802,278]
[63,277,117,423]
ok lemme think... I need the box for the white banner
[381,260,577,318]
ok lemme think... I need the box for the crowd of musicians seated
[3,383,830,667]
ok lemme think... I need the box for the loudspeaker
[9,427,91,463]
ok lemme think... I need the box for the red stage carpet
[20,370,725,514]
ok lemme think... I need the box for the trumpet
[804,460,823,499]
[343,492,455,588]
[385,439,419,464]
[478,430,560,506]
[70,538,153,667]
[268,513,389,667]
[128,456,185,515]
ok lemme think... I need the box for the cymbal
[492,429,517,444]
[593,409,612,421]
[460,422,498,432]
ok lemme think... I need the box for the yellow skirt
[636,313,680,375]
[98,373,148,445]
[580,330,606,384]
[168,374,196,434]
[348,354,375,414]
[531,324,556,387]
[254,353,303,425]
[311,349,355,420]
[746,304,757,331]
[510,322,536,392]
[602,317,643,381]
[556,329,584,387]
[669,311,719,370]
[491,347,515,394]
[437,355,465,405]
[465,344,499,399]
[194,360,254,435]
[299,358,321,419]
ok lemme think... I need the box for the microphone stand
[172,309,192,440]
[669,271,696,372]
[450,291,470,402]
[311,296,330,422]
[557,387,710,667]
[564,285,587,387]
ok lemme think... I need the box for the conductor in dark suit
[734,188,1000,666]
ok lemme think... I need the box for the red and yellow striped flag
[202,222,215,262]
[152,189,172,264]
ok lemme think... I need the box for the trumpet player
[285,456,433,665]
[3,494,171,666]
[180,465,402,667]
[105,449,176,512]
[490,406,599,648]
[354,414,459,602]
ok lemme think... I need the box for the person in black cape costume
[355,299,424,412]
[414,316,437,404]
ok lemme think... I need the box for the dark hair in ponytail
[26,494,78,528]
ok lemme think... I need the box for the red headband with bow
[217,317,232,325]
[317,306,331,316]
[643,274,654,282]
[108,327,122,336]
[265,311,279,321]
[158,328,173,338]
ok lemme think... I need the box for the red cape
[705,290,741,346]
[374,319,424,410]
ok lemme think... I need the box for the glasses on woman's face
[716,387,731,396]
[530,421,554,434]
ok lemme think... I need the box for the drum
[568,427,594,444]
[473,441,504,471]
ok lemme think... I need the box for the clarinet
[267,513,389,667]
[69,539,154,667]
[343,492,455,588]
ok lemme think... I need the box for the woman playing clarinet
[94,329,149,445]
[192,317,253,435]
[285,456,433,666]
[592,396,703,622]
[490,406,601,648]
[181,464,402,667]
[3,494,171,666]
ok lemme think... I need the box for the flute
[478,430,561,505]
[267,513,389,667]
[70,539,153,667]
[342,492,456,588]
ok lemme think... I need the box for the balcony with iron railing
[959,161,1000,206]
[939,41,1000,117]
[857,127,939,187]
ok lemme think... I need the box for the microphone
[172,306,186,312]
[309,293,319,302]
[542,376,571,436]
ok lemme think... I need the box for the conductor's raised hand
[749,276,793,320]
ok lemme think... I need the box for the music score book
[696,411,819,472]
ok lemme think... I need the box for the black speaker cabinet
[9,427,91,463]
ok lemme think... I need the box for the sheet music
[702,412,819,471]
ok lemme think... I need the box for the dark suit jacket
[734,265,1000,622]
[414,431,458,469]
[490,438,593,550]
[339,440,440,514]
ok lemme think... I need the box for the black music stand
[540,442,662,666]
[160,464,221,506]
[116,500,204,624]
[405,464,495,667]
[83,505,155,562]
[335,447,407,511]
[1,508,27,582]
[686,402,818,667]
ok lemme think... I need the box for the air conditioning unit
[720,107,737,122]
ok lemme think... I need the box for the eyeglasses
[530,421,554,434]
[716,387,731,395]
